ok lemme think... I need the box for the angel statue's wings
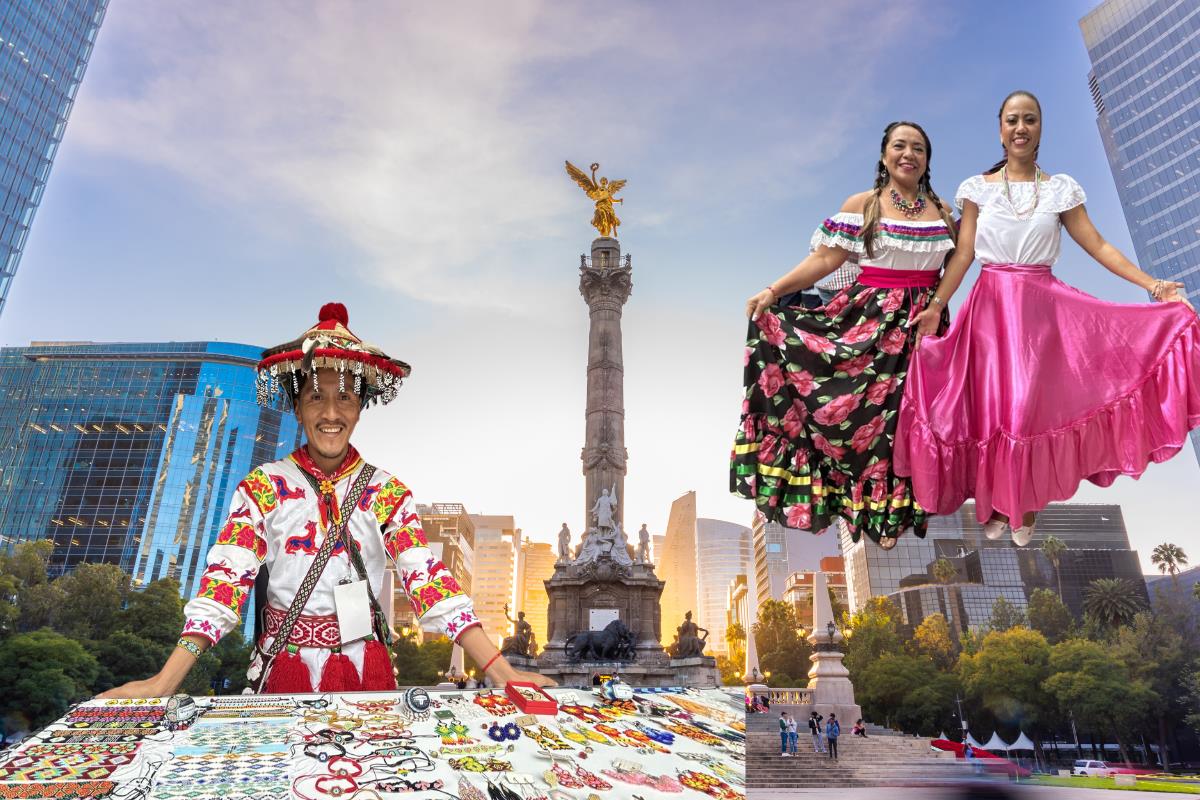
[565,160,597,193]
[605,179,628,195]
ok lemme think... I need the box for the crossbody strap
[267,464,376,656]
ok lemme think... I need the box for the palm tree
[1151,543,1188,590]
[725,622,746,661]
[1192,581,1200,604]
[1083,578,1145,630]
[932,558,956,585]
[1041,536,1067,600]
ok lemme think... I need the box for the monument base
[535,659,682,689]
[669,656,720,688]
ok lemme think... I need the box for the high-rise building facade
[516,540,556,649]
[783,556,849,627]
[841,502,1148,631]
[1081,0,1200,462]
[694,518,751,655]
[469,514,520,649]
[0,1,108,318]
[657,491,697,641]
[0,341,301,600]
[750,512,832,607]
[415,503,474,595]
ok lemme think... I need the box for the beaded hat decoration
[256,303,411,409]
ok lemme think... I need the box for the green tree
[116,578,185,646]
[17,582,64,632]
[753,599,811,686]
[1193,582,1200,603]
[725,622,746,664]
[92,630,171,693]
[0,629,99,731]
[857,652,958,736]
[1045,637,1150,765]
[989,596,1026,632]
[2,540,54,586]
[1113,612,1187,770]
[715,654,743,686]
[0,573,19,639]
[932,558,957,586]
[958,627,1050,730]
[1151,543,1188,590]
[911,613,956,671]
[54,562,128,642]
[1027,588,1073,644]
[1083,578,1145,633]
[1041,536,1067,600]
[843,597,902,681]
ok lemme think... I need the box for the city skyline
[1,1,1196,574]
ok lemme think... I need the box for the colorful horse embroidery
[285,520,361,556]
[271,475,306,503]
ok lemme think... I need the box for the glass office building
[1080,0,1200,463]
[0,1,108,319]
[841,502,1148,631]
[0,342,302,605]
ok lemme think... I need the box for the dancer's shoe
[982,517,1009,540]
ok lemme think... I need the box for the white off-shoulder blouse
[811,213,954,272]
[955,173,1087,267]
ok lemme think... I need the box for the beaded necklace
[888,188,926,219]
[1001,164,1042,220]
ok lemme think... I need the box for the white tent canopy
[965,733,986,750]
[982,731,1009,752]
[1008,731,1036,751]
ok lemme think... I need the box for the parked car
[1072,760,1113,777]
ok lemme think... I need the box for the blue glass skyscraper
[0,342,302,606]
[0,1,107,319]
[1081,0,1200,464]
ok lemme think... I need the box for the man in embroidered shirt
[102,303,550,697]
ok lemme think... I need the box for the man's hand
[96,676,169,700]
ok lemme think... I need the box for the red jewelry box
[505,681,557,715]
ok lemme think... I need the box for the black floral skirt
[730,283,947,544]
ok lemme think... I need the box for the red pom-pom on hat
[318,302,349,326]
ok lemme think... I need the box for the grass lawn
[1027,776,1200,793]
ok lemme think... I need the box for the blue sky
[1,0,1195,572]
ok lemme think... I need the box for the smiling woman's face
[999,93,1041,162]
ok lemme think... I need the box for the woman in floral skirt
[732,121,955,548]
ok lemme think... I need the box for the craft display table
[0,686,745,799]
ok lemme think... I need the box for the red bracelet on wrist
[482,652,503,674]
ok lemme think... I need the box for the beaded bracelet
[176,637,205,659]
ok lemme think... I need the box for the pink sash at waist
[982,263,1051,275]
[857,266,938,288]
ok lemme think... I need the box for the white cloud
[70,1,946,317]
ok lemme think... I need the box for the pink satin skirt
[895,263,1200,523]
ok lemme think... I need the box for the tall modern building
[0,342,301,599]
[694,518,751,655]
[841,502,1148,632]
[1081,0,1200,462]
[750,512,836,607]
[469,514,520,649]
[657,491,697,640]
[516,540,556,649]
[415,504,475,593]
[0,2,108,319]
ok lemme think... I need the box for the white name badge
[333,580,373,644]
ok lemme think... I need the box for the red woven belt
[263,603,341,649]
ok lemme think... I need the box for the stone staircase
[745,714,969,789]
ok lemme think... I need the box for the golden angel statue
[565,160,627,238]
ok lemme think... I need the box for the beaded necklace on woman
[888,187,926,219]
[1000,163,1042,220]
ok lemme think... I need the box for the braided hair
[862,121,956,258]
[986,90,1042,174]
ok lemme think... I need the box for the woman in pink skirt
[897,90,1199,545]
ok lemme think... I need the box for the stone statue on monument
[636,523,651,564]
[591,485,617,530]
[667,610,709,659]
[557,523,572,564]
[565,160,626,238]
[500,603,535,658]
